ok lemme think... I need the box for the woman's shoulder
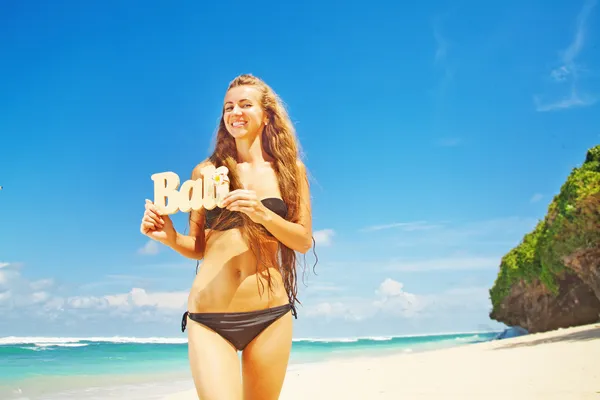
[191,159,215,179]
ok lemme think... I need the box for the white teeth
[232,121,246,127]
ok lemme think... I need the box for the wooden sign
[151,165,230,215]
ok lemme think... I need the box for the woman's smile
[230,119,247,128]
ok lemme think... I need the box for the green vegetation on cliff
[489,145,600,310]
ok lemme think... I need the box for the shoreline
[164,323,600,400]
[0,330,491,400]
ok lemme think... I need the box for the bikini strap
[181,311,189,332]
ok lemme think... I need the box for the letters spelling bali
[151,166,230,215]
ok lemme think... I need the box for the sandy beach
[164,323,600,400]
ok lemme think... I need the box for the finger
[142,221,157,231]
[145,199,162,215]
[143,210,164,225]
[223,191,241,202]
[145,205,165,223]
[230,206,254,215]
[149,209,165,224]
[144,214,163,228]
[145,199,154,210]
[222,191,253,206]
[153,206,167,218]
[226,199,255,210]
[223,189,239,198]
[142,215,158,226]
[224,189,253,198]
[148,203,161,216]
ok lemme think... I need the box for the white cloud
[0,261,188,330]
[383,255,501,272]
[138,240,160,255]
[403,217,537,247]
[357,217,539,254]
[0,258,500,336]
[530,193,543,203]
[305,301,350,318]
[305,217,537,286]
[534,90,595,112]
[425,286,493,314]
[433,19,448,64]
[431,14,455,101]
[67,296,109,310]
[377,278,406,297]
[0,262,23,289]
[304,278,492,322]
[373,278,422,318]
[534,0,598,111]
[0,291,10,303]
[0,264,56,312]
[360,221,441,233]
[303,297,374,322]
[313,229,335,247]
[30,279,54,291]
[445,217,538,237]
[434,137,461,147]
[304,282,344,293]
[45,288,188,315]
[305,278,422,321]
[104,288,187,310]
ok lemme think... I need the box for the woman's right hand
[140,199,176,245]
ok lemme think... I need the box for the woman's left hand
[221,189,269,224]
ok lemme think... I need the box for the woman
[140,73,315,400]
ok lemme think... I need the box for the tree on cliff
[489,144,600,332]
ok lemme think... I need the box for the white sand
[163,323,600,399]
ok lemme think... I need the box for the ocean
[0,331,500,400]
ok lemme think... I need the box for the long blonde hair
[201,73,316,311]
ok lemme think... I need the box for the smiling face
[222,85,267,139]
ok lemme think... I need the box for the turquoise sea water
[0,331,500,400]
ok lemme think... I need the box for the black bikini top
[204,197,288,230]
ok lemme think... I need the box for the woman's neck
[235,132,269,165]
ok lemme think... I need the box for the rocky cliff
[489,145,600,333]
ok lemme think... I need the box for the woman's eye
[223,103,251,112]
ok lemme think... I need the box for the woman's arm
[221,160,314,253]
[163,162,209,260]
[166,231,205,260]
[256,160,313,254]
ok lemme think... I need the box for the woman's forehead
[224,85,261,104]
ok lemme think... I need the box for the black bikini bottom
[181,303,297,351]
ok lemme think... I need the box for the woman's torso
[186,162,290,313]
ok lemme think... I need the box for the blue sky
[1,0,599,339]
